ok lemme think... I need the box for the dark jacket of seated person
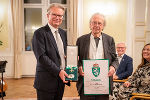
[116,54,133,80]
[113,43,133,80]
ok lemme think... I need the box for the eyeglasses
[116,47,125,49]
[91,21,103,26]
[50,13,63,19]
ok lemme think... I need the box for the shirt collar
[117,54,124,58]
[48,23,57,33]
[91,33,102,40]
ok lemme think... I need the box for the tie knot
[117,55,122,58]
[55,30,58,34]
[94,37,100,40]
[55,30,59,39]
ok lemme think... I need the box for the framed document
[65,46,78,81]
[83,59,110,95]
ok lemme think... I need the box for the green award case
[65,66,78,81]
[65,46,78,81]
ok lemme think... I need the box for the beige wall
[83,0,127,43]
[0,0,9,51]
[0,0,128,50]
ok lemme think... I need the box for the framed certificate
[83,59,110,95]
[65,46,78,81]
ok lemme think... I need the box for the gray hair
[116,42,126,47]
[90,13,106,27]
[47,3,65,14]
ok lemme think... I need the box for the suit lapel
[117,55,126,72]
[102,33,108,58]
[85,33,91,58]
[44,24,59,54]
[120,54,126,65]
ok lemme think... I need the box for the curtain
[68,0,79,45]
[10,0,23,78]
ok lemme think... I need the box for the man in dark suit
[32,3,68,100]
[76,13,119,100]
[113,43,133,80]
[112,43,133,99]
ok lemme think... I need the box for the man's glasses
[116,47,125,49]
[91,21,103,26]
[50,13,63,19]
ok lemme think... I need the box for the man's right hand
[79,66,84,76]
[59,70,68,83]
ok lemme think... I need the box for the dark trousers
[36,83,65,100]
[36,89,64,100]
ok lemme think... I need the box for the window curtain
[69,0,79,45]
[10,0,23,78]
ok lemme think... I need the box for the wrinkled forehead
[91,15,104,22]
[116,43,126,48]
[50,6,64,13]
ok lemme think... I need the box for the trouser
[36,82,65,100]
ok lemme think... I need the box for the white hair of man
[47,3,65,14]
[89,13,106,27]
[116,42,127,48]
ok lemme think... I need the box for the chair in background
[113,79,128,83]
[130,93,150,100]
[113,79,150,100]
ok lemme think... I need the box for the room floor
[2,77,79,100]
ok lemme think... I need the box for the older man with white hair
[113,42,133,80]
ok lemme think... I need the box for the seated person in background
[113,43,133,99]
[113,43,133,80]
[114,43,150,100]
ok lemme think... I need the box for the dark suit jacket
[32,24,67,92]
[76,33,119,94]
[116,54,133,80]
